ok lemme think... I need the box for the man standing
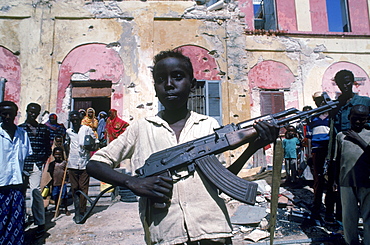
[66,110,97,223]
[306,92,335,224]
[0,101,32,244]
[334,104,370,244]
[330,70,370,224]
[19,102,51,238]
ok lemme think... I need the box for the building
[1,0,370,166]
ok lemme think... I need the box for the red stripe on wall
[348,0,370,34]
[310,0,329,32]
[276,0,298,31]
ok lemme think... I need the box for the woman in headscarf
[45,113,67,146]
[81,108,99,137]
[105,109,129,143]
[97,111,108,147]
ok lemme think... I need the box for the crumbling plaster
[1,0,370,139]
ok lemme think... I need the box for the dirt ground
[24,181,347,245]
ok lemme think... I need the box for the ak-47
[136,92,338,206]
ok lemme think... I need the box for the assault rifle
[136,92,338,206]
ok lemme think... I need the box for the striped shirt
[306,113,330,150]
[18,123,51,171]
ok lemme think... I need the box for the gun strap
[195,155,258,205]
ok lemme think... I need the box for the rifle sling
[195,155,258,205]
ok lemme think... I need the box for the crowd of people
[281,69,370,244]
[0,50,369,245]
[0,101,129,243]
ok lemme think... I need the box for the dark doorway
[73,97,111,115]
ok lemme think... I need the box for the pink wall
[348,0,370,34]
[176,45,221,81]
[276,0,297,31]
[57,43,124,114]
[248,60,295,89]
[248,60,297,108]
[310,0,329,32]
[238,0,255,30]
[0,46,21,105]
[322,61,370,98]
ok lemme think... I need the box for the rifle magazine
[195,155,258,205]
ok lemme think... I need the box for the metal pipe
[0,77,7,102]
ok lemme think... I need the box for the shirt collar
[145,111,209,130]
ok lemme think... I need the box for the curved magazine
[195,154,258,205]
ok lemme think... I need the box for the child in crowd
[48,147,70,216]
[334,104,370,244]
[283,128,300,184]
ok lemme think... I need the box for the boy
[334,104,370,245]
[87,50,278,244]
[48,147,70,216]
[0,101,32,244]
[283,128,300,184]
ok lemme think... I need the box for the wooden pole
[269,138,284,245]
[54,161,68,220]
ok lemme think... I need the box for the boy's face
[153,57,196,111]
[0,105,17,125]
[54,150,63,162]
[349,111,368,132]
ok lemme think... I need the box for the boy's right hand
[125,175,173,202]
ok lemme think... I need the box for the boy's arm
[228,120,279,174]
[344,130,370,152]
[86,160,173,200]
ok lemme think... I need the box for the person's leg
[285,159,291,182]
[341,186,360,245]
[290,158,298,183]
[79,170,90,214]
[312,152,325,218]
[29,164,45,226]
[69,169,81,221]
[0,188,25,245]
[358,187,370,245]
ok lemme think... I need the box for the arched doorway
[57,43,124,123]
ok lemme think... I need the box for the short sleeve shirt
[66,125,96,170]
[91,111,232,244]
[282,137,300,158]
[0,124,33,186]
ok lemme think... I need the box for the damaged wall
[1,0,370,166]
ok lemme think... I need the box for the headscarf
[81,107,99,132]
[97,111,107,140]
[45,113,66,146]
[106,109,129,143]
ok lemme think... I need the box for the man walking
[19,102,51,238]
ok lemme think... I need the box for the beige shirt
[91,111,232,244]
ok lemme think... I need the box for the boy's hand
[252,120,280,149]
[344,130,368,149]
[126,175,173,202]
